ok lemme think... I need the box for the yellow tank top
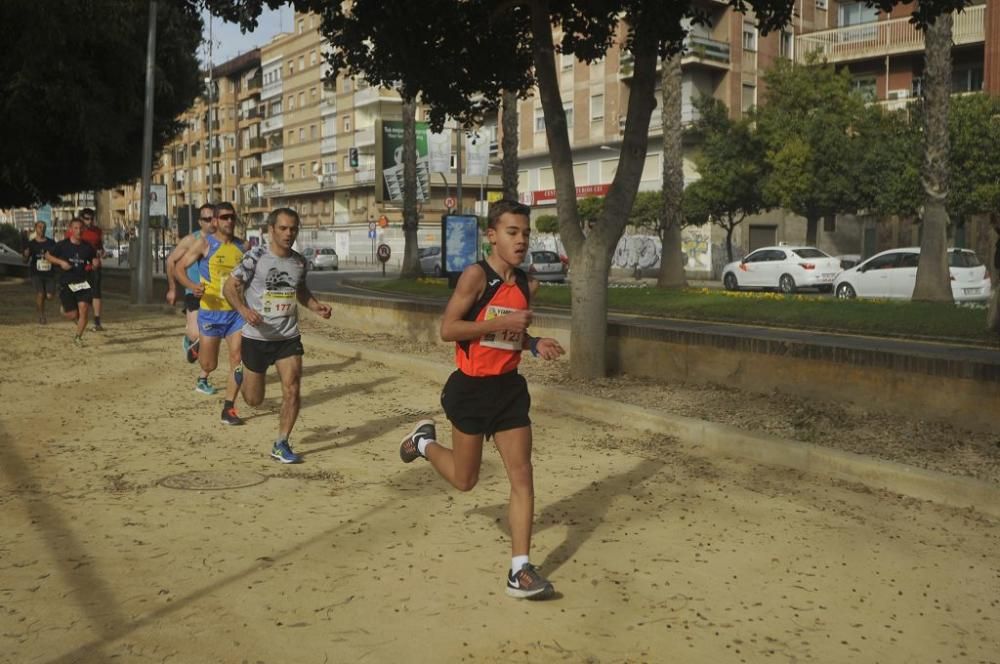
[199,235,245,311]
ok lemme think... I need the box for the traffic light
[349,147,359,169]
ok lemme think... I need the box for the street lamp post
[137,0,158,304]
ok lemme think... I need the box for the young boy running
[224,207,332,463]
[399,199,565,600]
[23,221,57,324]
[45,218,100,345]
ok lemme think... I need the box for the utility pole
[456,124,463,214]
[207,14,214,204]
[137,0,158,304]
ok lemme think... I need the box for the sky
[199,4,295,66]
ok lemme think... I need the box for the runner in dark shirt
[22,221,57,324]
[45,218,100,345]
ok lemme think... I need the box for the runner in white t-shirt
[224,207,332,464]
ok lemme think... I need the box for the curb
[306,335,1000,521]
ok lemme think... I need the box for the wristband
[529,336,540,357]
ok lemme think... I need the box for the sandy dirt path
[1,281,997,664]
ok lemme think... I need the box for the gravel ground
[301,319,1000,485]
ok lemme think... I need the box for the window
[851,76,877,102]
[298,92,305,107]
[953,63,984,93]
[311,161,317,175]
[742,22,757,52]
[741,84,756,114]
[839,1,879,26]
[950,250,982,268]
[561,52,574,70]
[898,253,920,268]
[287,129,294,144]
[563,101,574,128]
[299,164,306,178]
[590,93,605,122]
[298,56,304,71]
[288,61,294,76]
[342,155,349,170]
[816,0,827,8]
[780,31,793,59]
[288,165,295,179]
[270,100,282,116]
[311,51,318,66]
[297,19,304,34]
[343,117,351,132]
[288,94,295,110]
[310,125,317,139]
[863,253,901,270]
[299,128,305,141]
[534,107,545,132]
[311,87,317,101]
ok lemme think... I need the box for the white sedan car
[722,245,843,293]
[833,247,992,302]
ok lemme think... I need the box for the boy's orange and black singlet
[455,261,531,377]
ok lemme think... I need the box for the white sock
[511,555,530,575]
[416,435,435,457]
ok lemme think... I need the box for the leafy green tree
[202,0,966,377]
[683,96,767,263]
[945,93,1000,231]
[755,55,866,246]
[855,105,922,221]
[534,215,559,233]
[0,1,202,206]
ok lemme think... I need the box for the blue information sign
[441,214,479,285]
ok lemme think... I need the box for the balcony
[796,4,984,64]
[244,195,264,208]
[240,107,261,122]
[321,136,337,154]
[321,94,337,115]
[246,166,262,179]
[355,125,376,147]
[355,168,375,183]
[620,34,730,79]
[206,173,222,184]
[262,148,284,166]
[320,173,337,189]
[262,79,282,100]
[247,136,267,152]
[353,86,381,107]
[262,182,285,196]
[239,74,262,99]
[682,35,731,69]
[261,113,284,134]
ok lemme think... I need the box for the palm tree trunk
[657,52,687,288]
[913,11,954,303]
[400,97,421,278]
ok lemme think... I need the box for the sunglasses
[218,213,236,220]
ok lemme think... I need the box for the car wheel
[836,283,856,299]
[779,274,796,294]
[433,264,442,277]
[723,272,738,291]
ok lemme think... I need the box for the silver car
[418,246,442,276]
[303,246,339,271]
[522,250,567,283]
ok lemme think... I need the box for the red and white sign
[444,196,456,209]
[525,183,611,207]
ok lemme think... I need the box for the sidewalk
[0,280,997,663]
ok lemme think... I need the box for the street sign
[376,243,391,262]
[444,196,456,210]
[368,229,376,239]
[368,221,376,231]
[378,215,389,228]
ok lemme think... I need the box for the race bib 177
[262,290,296,317]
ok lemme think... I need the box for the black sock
[94,316,101,325]
[223,400,234,411]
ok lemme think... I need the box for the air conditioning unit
[887,89,909,100]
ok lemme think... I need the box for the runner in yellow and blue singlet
[174,202,247,425]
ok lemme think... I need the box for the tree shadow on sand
[464,458,667,576]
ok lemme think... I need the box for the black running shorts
[440,369,531,439]
[88,267,102,298]
[31,273,56,295]
[242,335,304,373]
[183,293,201,313]
[58,282,93,313]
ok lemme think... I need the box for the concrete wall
[323,292,1000,434]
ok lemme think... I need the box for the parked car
[418,246,442,276]
[721,245,842,293]
[522,249,567,283]
[833,247,991,302]
[302,246,339,271]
